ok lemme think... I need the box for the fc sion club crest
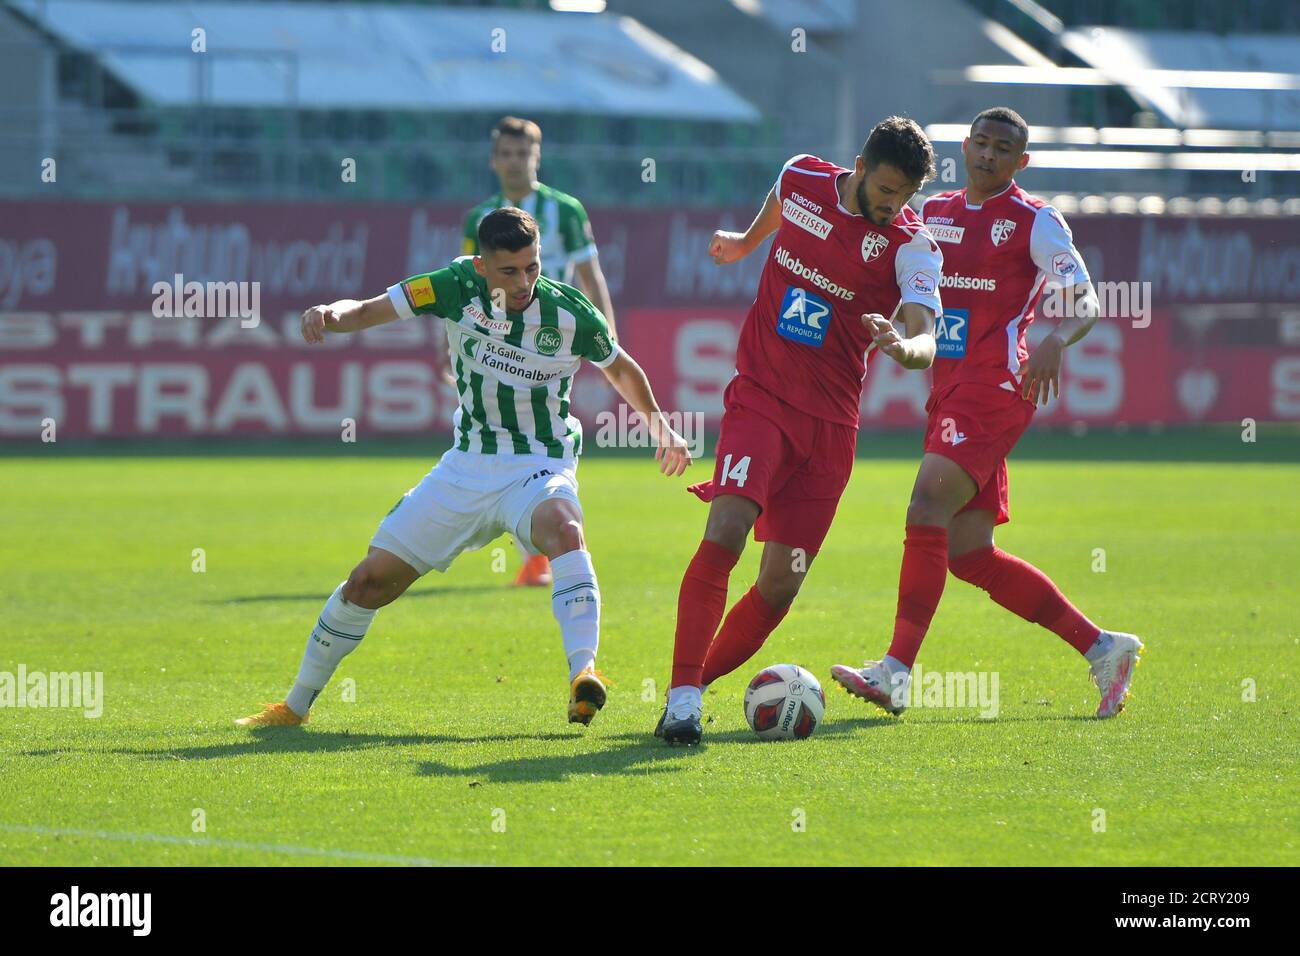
[861,232,889,262]
[991,218,1017,246]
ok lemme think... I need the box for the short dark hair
[971,107,1029,146]
[491,116,542,148]
[478,207,540,254]
[862,116,936,185]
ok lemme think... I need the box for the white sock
[883,654,911,676]
[667,685,702,714]
[550,549,600,680]
[1084,631,1114,663]
[286,584,377,716]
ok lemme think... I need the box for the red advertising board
[2,200,1298,438]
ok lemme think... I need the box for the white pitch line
[0,823,473,867]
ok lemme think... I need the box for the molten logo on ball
[743,664,825,741]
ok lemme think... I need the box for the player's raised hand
[708,231,748,266]
[863,313,906,363]
[300,305,342,345]
[1020,331,1064,406]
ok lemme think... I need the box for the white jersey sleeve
[894,228,944,318]
[1029,205,1091,287]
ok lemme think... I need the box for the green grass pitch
[2,431,1297,866]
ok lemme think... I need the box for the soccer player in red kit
[658,117,944,745]
[831,108,1143,718]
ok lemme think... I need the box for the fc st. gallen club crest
[991,218,1017,246]
[861,232,889,262]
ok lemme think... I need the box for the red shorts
[923,382,1035,525]
[688,375,857,554]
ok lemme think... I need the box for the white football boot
[1088,631,1144,718]
[830,660,910,716]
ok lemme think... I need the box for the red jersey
[921,181,1091,399]
[734,154,943,427]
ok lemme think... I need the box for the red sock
[886,525,949,669]
[701,586,790,686]
[949,546,1101,654]
[671,540,741,688]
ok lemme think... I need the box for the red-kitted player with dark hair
[658,117,944,745]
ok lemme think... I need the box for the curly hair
[861,116,937,185]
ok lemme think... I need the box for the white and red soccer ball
[743,664,825,740]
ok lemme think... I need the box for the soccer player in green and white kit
[236,208,689,729]
[464,116,620,587]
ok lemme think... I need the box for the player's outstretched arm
[863,303,937,370]
[599,351,691,477]
[1020,280,1100,406]
[299,294,400,344]
[709,186,781,265]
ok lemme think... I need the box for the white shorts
[370,449,580,575]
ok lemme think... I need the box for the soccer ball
[743,664,825,740]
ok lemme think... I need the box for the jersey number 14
[718,454,752,488]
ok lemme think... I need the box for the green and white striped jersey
[462,182,597,283]
[387,257,618,459]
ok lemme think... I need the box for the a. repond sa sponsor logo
[941,273,997,292]
[777,285,833,347]
[935,308,969,359]
[781,198,832,239]
[774,247,855,301]
[50,886,151,936]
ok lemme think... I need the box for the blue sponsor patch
[777,285,832,347]
[935,307,968,359]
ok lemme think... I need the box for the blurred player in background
[237,208,688,730]
[831,107,1143,718]
[464,117,619,587]
[659,117,943,745]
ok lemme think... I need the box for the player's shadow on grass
[417,742,691,784]
[19,729,583,762]
[414,718,891,784]
[213,585,524,605]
